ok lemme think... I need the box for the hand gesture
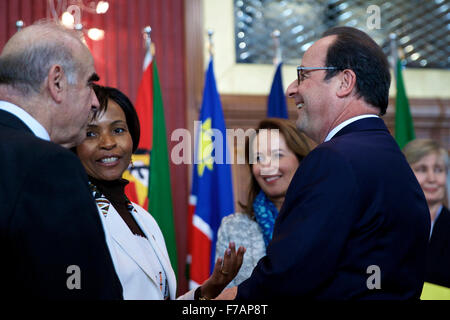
[198,242,245,299]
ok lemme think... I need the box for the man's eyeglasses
[297,66,341,85]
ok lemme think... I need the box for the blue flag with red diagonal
[187,58,235,289]
[267,62,288,118]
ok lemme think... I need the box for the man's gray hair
[0,21,83,95]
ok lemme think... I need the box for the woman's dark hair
[92,84,140,153]
[322,26,391,115]
[239,118,313,217]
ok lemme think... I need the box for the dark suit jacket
[0,109,123,299]
[236,117,430,300]
[426,206,450,288]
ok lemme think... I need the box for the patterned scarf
[253,190,279,247]
[88,178,133,217]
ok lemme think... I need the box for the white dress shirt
[430,205,443,239]
[324,114,379,142]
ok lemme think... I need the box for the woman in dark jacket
[404,139,450,288]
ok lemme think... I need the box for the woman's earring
[130,160,135,169]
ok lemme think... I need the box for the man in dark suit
[217,27,430,300]
[0,22,123,299]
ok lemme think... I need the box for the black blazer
[426,206,450,288]
[236,118,430,300]
[0,109,123,299]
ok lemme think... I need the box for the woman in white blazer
[75,85,244,300]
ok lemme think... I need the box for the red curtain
[0,0,188,294]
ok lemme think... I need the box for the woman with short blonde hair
[403,138,450,288]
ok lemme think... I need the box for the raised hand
[198,242,245,299]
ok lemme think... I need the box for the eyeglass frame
[296,66,342,85]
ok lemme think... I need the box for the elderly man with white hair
[0,21,123,299]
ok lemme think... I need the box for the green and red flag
[394,59,415,149]
[124,42,178,276]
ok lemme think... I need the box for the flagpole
[207,29,214,59]
[142,26,155,69]
[143,26,152,52]
[389,33,398,81]
[16,20,24,32]
[267,29,288,118]
[271,29,282,66]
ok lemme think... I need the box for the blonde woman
[403,139,449,288]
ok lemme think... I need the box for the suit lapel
[430,207,450,249]
[131,206,177,299]
[105,204,161,290]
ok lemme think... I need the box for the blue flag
[188,58,235,286]
[267,62,288,118]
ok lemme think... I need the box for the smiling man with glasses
[296,66,342,86]
[217,26,430,301]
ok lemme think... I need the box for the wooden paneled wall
[220,95,450,212]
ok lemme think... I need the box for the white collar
[0,100,50,141]
[324,114,379,142]
[430,204,444,239]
